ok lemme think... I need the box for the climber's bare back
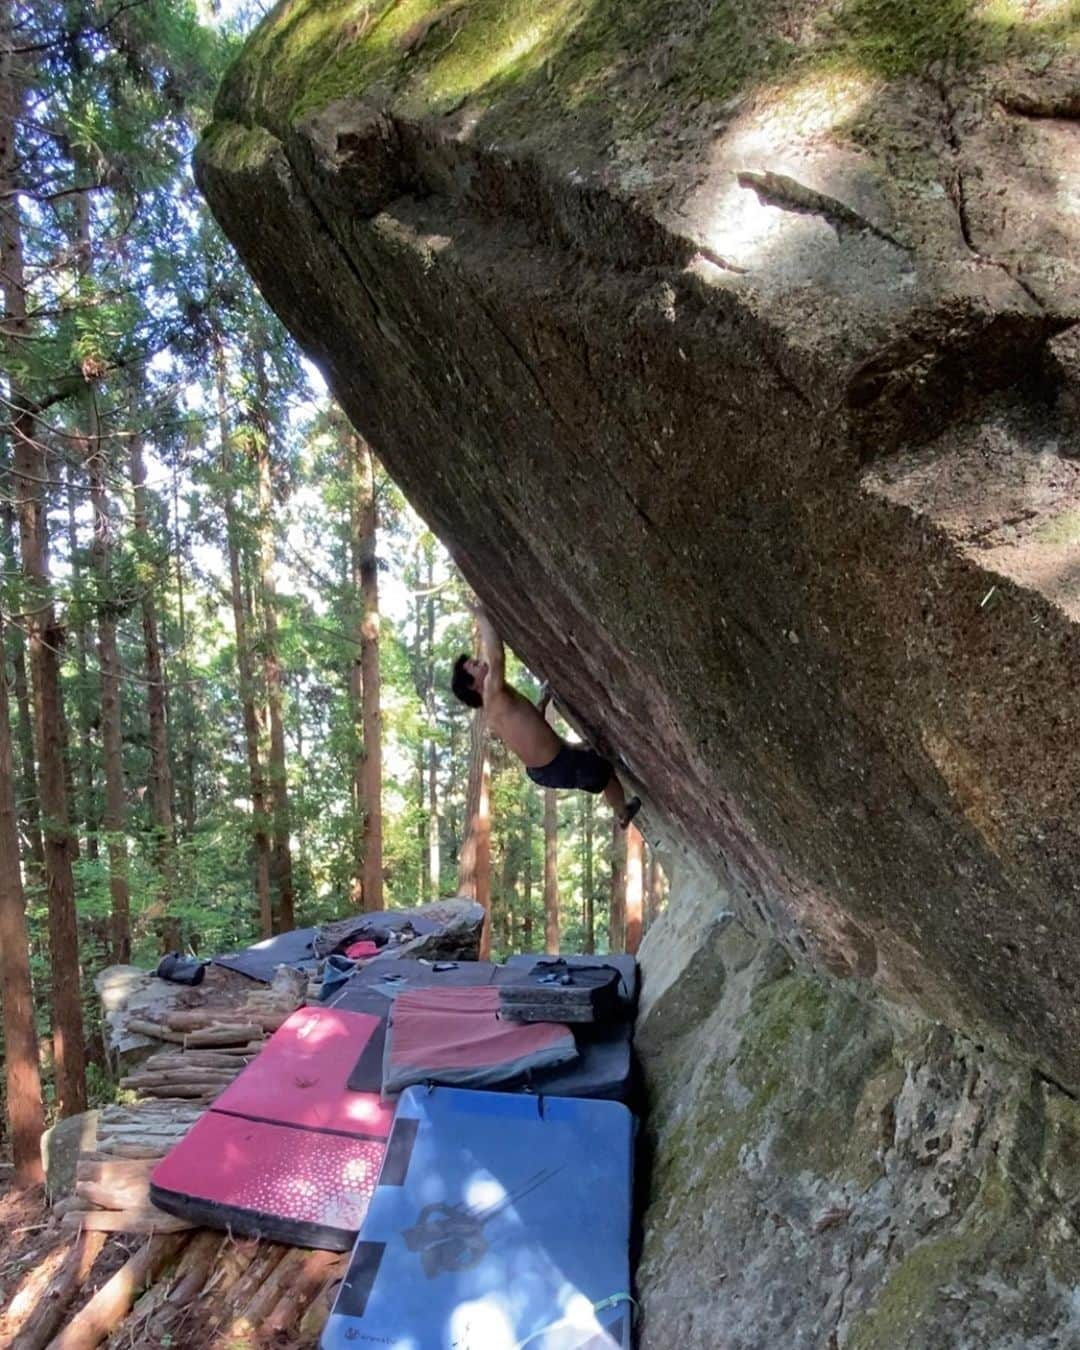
[486,683,562,769]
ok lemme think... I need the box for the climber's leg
[602,773,641,829]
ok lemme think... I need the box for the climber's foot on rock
[619,797,641,830]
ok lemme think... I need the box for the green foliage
[0,0,659,1146]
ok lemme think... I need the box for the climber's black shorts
[526,744,613,794]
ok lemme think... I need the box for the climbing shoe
[619,797,641,829]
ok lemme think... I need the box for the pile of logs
[117,965,307,1104]
[64,965,308,1233]
[119,1042,262,1103]
[55,1103,202,1235]
[8,964,346,1347]
[10,1223,349,1349]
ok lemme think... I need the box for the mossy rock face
[636,907,1080,1348]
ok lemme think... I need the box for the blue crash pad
[321,1087,634,1350]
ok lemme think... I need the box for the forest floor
[0,1184,338,1348]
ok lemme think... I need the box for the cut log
[114,1083,221,1099]
[99,1103,202,1121]
[183,1024,261,1047]
[10,1232,107,1350]
[74,1159,155,1210]
[297,1260,347,1341]
[165,1229,224,1305]
[60,1207,193,1234]
[142,1050,249,1069]
[46,1232,188,1350]
[221,1242,291,1335]
[233,1246,307,1331]
[163,1007,287,1033]
[125,1019,185,1043]
[120,1070,235,1090]
[94,1141,173,1160]
[265,1249,343,1334]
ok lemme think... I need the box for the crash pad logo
[402,1168,563,1277]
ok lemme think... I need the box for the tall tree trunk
[476,749,491,958]
[647,850,663,932]
[88,413,131,964]
[624,823,644,956]
[499,840,515,956]
[582,791,595,955]
[213,334,272,938]
[347,429,382,911]
[171,467,196,839]
[609,818,625,954]
[412,564,425,905]
[0,611,45,1186]
[66,464,97,862]
[457,708,490,923]
[2,15,87,1114]
[1,503,44,887]
[542,698,559,955]
[250,355,294,932]
[522,843,534,952]
[10,369,87,1115]
[543,787,559,955]
[130,432,178,948]
[424,547,439,893]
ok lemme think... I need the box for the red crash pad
[213,1005,395,1138]
[150,1111,384,1249]
[382,985,577,1095]
[150,1005,393,1250]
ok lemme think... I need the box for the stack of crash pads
[149,948,640,1342]
[330,956,638,1102]
[381,986,579,1094]
[320,953,639,1348]
[150,1005,394,1250]
[321,1086,634,1350]
[497,959,623,1023]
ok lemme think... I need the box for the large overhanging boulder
[197,2,1079,1084]
[196,6,1080,1341]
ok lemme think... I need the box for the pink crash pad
[214,1005,395,1139]
[151,1111,384,1249]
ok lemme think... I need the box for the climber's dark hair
[451,653,483,708]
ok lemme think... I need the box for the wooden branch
[51,1194,93,1217]
[266,1249,343,1334]
[182,1024,261,1047]
[10,1233,107,1350]
[232,1246,307,1331]
[46,1232,188,1350]
[60,1207,193,1234]
[125,1019,185,1043]
[164,1230,224,1305]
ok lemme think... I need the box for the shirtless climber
[451,608,641,828]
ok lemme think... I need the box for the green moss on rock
[209,0,1079,164]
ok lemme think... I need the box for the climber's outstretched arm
[536,680,552,716]
[475,606,505,694]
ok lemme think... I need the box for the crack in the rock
[736,170,911,252]
[937,81,1046,313]
[691,244,750,275]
